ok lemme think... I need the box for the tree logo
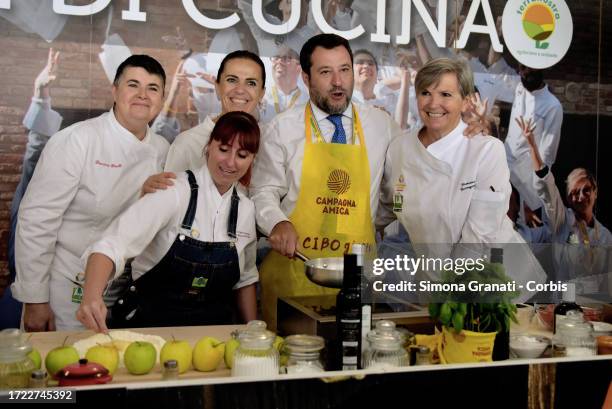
[522,3,555,49]
[327,169,351,195]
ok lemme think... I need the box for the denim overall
[111,170,240,327]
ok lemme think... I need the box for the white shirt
[505,83,563,209]
[164,115,216,173]
[260,85,309,124]
[378,120,546,293]
[86,166,258,290]
[12,110,169,303]
[250,101,402,235]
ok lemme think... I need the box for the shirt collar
[310,100,353,123]
[425,120,467,160]
[108,107,151,144]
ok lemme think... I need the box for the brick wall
[0,0,610,278]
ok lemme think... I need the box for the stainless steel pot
[294,251,344,288]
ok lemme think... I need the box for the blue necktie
[327,114,346,144]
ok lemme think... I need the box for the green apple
[223,338,240,369]
[273,336,284,351]
[27,348,42,370]
[160,339,192,374]
[192,336,225,372]
[85,344,119,375]
[124,341,157,375]
[45,345,80,378]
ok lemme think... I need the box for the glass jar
[364,320,408,369]
[282,335,325,374]
[552,310,596,357]
[162,359,179,380]
[0,329,36,390]
[29,370,48,388]
[232,320,279,377]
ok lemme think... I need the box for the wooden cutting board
[27,325,245,384]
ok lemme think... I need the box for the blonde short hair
[566,168,597,193]
[415,58,474,98]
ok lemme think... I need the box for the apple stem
[62,336,69,347]
[172,334,176,342]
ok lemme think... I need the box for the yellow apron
[260,103,375,330]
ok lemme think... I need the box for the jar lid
[367,320,404,351]
[558,310,593,334]
[163,359,178,369]
[0,329,32,362]
[238,320,276,350]
[284,335,324,354]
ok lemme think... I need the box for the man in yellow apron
[250,34,403,330]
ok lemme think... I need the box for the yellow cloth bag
[438,326,497,364]
[259,104,375,331]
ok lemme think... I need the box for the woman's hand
[141,172,176,196]
[516,115,537,146]
[76,295,108,333]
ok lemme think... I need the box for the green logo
[71,287,83,304]
[191,276,208,288]
[521,3,556,49]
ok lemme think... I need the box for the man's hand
[34,48,60,99]
[524,203,543,228]
[24,303,56,332]
[268,221,299,258]
[141,172,176,196]
[76,296,108,333]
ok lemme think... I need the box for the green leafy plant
[428,261,519,334]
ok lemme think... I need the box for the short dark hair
[353,49,378,69]
[113,55,166,89]
[299,34,353,76]
[207,111,260,186]
[217,50,266,88]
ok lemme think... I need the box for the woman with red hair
[76,111,261,332]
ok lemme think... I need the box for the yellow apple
[27,348,42,370]
[85,344,119,375]
[192,336,225,372]
[45,345,80,378]
[160,339,192,374]
[224,338,240,369]
[124,341,157,375]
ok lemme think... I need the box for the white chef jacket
[164,115,216,173]
[12,109,169,304]
[260,85,309,124]
[378,120,546,292]
[85,166,258,290]
[502,81,563,210]
[250,101,402,235]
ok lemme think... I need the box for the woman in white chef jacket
[12,55,170,331]
[76,111,260,332]
[378,58,545,290]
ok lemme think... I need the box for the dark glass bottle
[336,253,362,370]
[553,283,582,334]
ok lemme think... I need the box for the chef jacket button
[118,299,124,305]
[179,234,185,241]
[129,286,136,292]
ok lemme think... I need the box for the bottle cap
[163,360,178,369]
[31,369,47,380]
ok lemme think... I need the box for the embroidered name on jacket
[95,160,123,168]
[460,180,476,191]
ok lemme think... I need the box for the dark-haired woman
[77,111,260,332]
[163,50,266,174]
